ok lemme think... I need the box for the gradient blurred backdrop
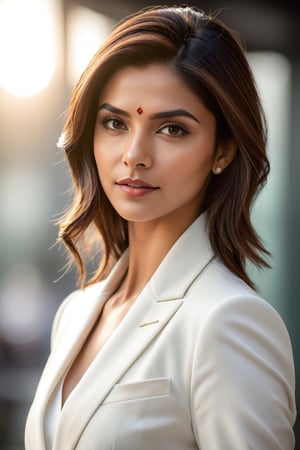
[0,0,299,448]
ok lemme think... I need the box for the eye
[102,116,127,131]
[158,123,187,137]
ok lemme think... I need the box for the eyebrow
[150,109,200,123]
[99,103,130,117]
[98,103,200,123]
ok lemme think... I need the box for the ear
[212,137,237,175]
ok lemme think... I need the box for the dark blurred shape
[67,0,300,53]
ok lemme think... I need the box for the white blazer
[25,214,296,449]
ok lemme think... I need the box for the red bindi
[136,107,143,115]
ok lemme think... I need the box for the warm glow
[0,0,56,97]
[68,6,115,88]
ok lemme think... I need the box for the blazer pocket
[103,377,172,405]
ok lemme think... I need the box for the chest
[62,296,135,406]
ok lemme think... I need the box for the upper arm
[191,296,296,450]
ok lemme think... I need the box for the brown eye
[159,123,187,137]
[168,125,182,136]
[103,117,127,130]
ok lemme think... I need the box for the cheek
[93,154,109,191]
[93,143,111,174]
[169,151,214,182]
[93,133,108,165]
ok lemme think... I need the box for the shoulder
[188,256,278,315]
[185,257,294,367]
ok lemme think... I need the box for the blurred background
[0,0,299,448]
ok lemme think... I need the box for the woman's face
[94,64,224,225]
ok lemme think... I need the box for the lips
[116,178,159,197]
[116,178,158,189]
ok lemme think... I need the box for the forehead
[98,64,206,112]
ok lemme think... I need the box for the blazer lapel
[54,283,183,449]
[54,213,215,449]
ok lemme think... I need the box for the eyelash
[99,115,189,137]
[158,122,188,137]
[101,115,126,130]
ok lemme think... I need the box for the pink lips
[116,178,159,197]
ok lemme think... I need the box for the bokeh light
[0,0,56,97]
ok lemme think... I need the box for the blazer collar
[150,212,214,300]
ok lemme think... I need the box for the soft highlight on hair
[57,5,270,289]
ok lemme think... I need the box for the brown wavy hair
[57,5,270,289]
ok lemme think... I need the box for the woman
[25,5,296,449]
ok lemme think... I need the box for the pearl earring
[215,166,222,174]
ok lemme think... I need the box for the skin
[62,64,236,405]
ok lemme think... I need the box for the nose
[122,133,152,169]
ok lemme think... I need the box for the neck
[122,214,198,299]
